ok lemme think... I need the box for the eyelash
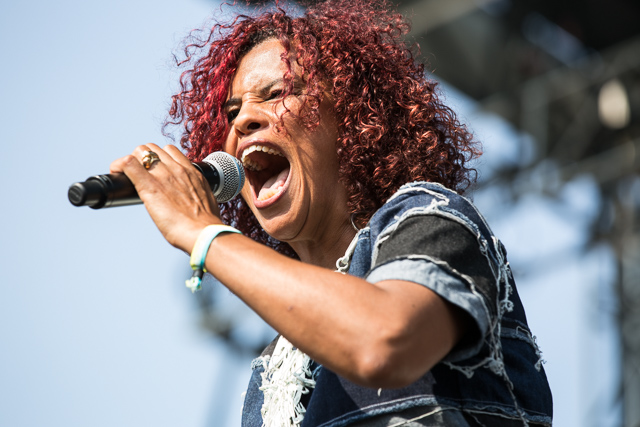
[227,109,239,123]
[267,89,283,100]
[226,89,285,123]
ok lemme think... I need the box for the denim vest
[241,182,553,427]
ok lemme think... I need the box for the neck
[289,220,357,270]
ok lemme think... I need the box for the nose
[233,102,270,137]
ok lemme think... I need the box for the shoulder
[364,182,500,362]
[368,181,489,246]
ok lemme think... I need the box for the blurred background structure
[396,1,640,424]
[0,0,638,426]
[395,1,640,425]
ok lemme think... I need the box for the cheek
[222,140,237,161]
[220,124,235,153]
[240,185,252,203]
[275,97,306,127]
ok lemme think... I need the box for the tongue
[257,167,290,201]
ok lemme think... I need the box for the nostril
[247,122,261,130]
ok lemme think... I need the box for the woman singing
[109,0,553,425]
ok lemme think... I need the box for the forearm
[202,232,462,388]
[203,232,378,366]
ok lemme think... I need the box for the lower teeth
[258,186,282,201]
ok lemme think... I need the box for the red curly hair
[165,0,481,256]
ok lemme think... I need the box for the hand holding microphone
[69,149,245,209]
[68,144,246,253]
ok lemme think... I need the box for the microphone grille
[203,151,245,203]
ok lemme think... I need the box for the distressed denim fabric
[241,182,553,427]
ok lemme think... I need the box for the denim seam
[315,396,444,427]
[329,182,543,427]
[393,181,500,242]
[389,182,505,274]
[365,256,492,361]
[371,207,500,368]
[372,206,499,283]
[512,326,545,371]
[371,195,451,267]
[380,182,535,426]
[313,394,552,427]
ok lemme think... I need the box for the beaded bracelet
[186,224,241,292]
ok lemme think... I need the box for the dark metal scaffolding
[396,0,640,425]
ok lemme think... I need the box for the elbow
[339,295,466,389]
[350,328,439,389]
[353,353,420,389]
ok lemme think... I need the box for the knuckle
[122,154,139,166]
[175,167,190,180]
[133,145,150,156]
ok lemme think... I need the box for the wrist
[170,218,223,254]
[185,224,242,292]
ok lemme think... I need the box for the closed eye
[227,108,239,123]
[266,89,284,101]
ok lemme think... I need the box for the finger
[109,156,125,174]
[140,144,216,203]
[139,144,199,179]
[132,143,171,170]
[150,144,215,196]
[110,145,167,189]
[110,152,142,174]
[163,144,194,169]
[110,143,173,174]
[140,143,170,162]
[111,153,154,188]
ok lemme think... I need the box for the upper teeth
[241,145,284,171]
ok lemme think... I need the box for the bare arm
[110,143,468,389]
[204,231,468,388]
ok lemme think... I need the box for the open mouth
[241,144,291,205]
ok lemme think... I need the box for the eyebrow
[224,78,283,110]
[223,76,304,110]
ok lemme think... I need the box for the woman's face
[223,38,350,247]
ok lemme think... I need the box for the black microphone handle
[68,161,222,209]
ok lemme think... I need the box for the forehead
[230,38,289,94]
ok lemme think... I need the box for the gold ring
[141,150,160,169]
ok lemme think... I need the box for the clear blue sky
[0,1,619,426]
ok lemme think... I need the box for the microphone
[68,151,245,209]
